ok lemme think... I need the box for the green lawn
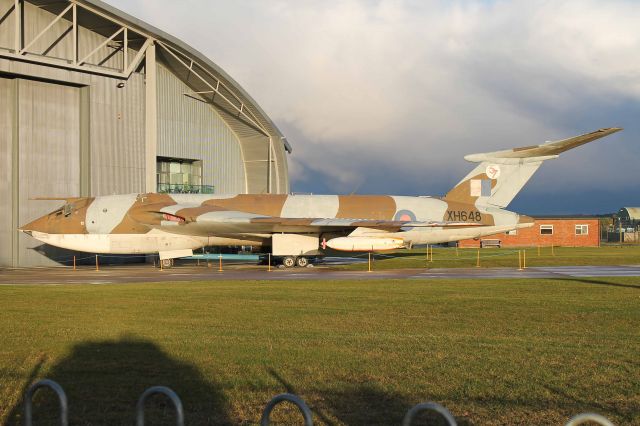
[1,278,639,425]
[337,245,640,270]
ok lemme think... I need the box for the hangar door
[0,77,82,267]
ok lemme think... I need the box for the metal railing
[157,183,215,194]
[21,379,617,426]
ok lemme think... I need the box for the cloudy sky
[110,0,639,214]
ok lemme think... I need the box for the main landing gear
[280,256,311,268]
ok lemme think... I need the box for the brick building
[459,218,600,248]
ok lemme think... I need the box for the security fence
[22,379,615,426]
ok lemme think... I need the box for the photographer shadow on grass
[6,336,232,425]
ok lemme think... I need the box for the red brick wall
[458,219,600,248]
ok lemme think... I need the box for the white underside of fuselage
[26,223,528,255]
[26,229,265,254]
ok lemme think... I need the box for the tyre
[160,258,172,269]
[295,256,308,267]
[282,256,296,268]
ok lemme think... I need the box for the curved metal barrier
[24,379,68,426]
[18,380,619,425]
[402,402,457,426]
[135,386,184,426]
[565,412,615,426]
[260,393,313,426]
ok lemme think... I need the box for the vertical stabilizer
[444,127,622,208]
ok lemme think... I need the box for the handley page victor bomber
[20,128,621,267]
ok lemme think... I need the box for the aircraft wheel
[160,258,172,269]
[296,256,309,268]
[282,256,296,268]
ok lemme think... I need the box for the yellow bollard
[518,250,523,270]
[456,244,459,257]
[476,248,480,267]
[551,244,555,256]
[368,252,372,272]
[73,255,76,271]
[218,254,223,272]
[268,253,272,272]
[429,245,433,262]
[523,249,527,269]
[95,254,99,271]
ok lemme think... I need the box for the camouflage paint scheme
[20,128,621,257]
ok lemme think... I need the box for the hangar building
[0,0,291,267]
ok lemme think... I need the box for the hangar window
[540,225,553,235]
[157,157,213,194]
[575,224,589,235]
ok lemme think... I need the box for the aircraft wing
[146,204,482,234]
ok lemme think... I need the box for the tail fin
[444,127,622,208]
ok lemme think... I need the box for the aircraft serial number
[446,210,482,222]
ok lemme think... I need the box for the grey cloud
[109,0,640,213]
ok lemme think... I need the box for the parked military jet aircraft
[20,128,621,267]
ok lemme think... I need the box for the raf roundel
[485,164,501,180]
[394,209,417,231]
[394,209,416,222]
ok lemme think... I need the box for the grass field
[0,278,639,425]
[337,245,640,270]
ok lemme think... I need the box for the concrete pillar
[11,78,18,267]
[144,42,157,193]
[79,86,90,196]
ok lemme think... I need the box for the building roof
[532,216,602,220]
[620,207,640,220]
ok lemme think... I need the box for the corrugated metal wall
[89,72,145,195]
[0,78,12,265]
[17,78,80,266]
[157,64,245,194]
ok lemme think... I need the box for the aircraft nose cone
[19,214,51,234]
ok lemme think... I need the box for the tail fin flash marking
[445,127,622,208]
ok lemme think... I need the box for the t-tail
[444,127,622,208]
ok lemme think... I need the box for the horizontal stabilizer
[465,127,622,163]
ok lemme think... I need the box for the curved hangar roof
[15,0,291,192]
[89,0,292,152]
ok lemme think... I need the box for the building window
[575,224,589,235]
[157,157,213,194]
[540,224,554,235]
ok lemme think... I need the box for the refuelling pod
[326,236,405,252]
